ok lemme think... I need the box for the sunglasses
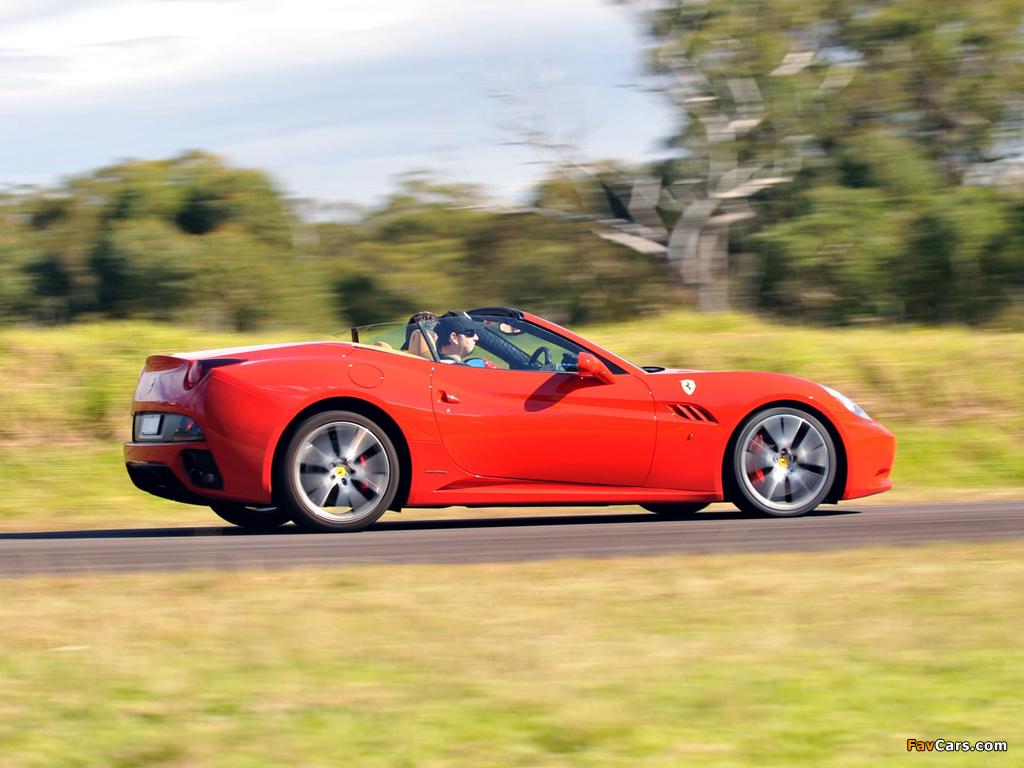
[456,329,478,337]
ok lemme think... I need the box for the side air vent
[668,403,718,423]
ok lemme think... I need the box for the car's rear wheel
[210,502,292,529]
[281,410,399,533]
[641,502,708,519]
[731,406,837,517]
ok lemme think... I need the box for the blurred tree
[598,0,1024,322]
[314,173,678,326]
[751,186,901,324]
[0,153,315,329]
[334,274,413,327]
[24,252,74,324]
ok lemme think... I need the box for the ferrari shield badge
[681,379,696,396]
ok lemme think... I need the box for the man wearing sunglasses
[435,311,482,363]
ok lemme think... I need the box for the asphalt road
[1,501,1023,577]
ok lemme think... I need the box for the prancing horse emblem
[681,379,696,396]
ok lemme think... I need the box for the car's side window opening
[346,315,624,374]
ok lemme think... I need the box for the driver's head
[436,311,481,359]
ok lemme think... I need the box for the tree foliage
[316,175,680,327]
[0,152,310,330]
[0,161,678,330]
[596,0,1024,324]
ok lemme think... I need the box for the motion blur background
[3,0,1023,333]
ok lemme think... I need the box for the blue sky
[0,0,677,207]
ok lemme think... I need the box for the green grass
[1,313,1023,530]
[0,544,1020,767]
[1,316,1021,766]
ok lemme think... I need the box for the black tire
[210,502,292,529]
[281,410,400,533]
[730,406,837,517]
[640,502,709,519]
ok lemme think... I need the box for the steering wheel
[528,345,553,369]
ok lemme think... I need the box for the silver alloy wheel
[734,408,835,516]
[290,417,392,525]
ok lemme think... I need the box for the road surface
[1,501,1022,577]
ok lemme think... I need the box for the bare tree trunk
[697,227,730,312]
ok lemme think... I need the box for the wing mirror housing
[577,353,615,385]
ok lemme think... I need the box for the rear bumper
[124,439,270,506]
[125,460,210,505]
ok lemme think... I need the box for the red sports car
[124,307,895,532]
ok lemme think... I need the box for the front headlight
[822,385,871,421]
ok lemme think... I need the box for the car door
[430,363,657,486]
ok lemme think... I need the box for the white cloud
[0,0,622,97]
[0,0,424,103]
[0,0,675,204]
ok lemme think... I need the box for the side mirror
[577,353,615,385]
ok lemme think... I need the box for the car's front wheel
[210,502,292,529]
[730,406,837,517]
[281,410,400,533]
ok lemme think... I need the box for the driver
[435,311,483,363]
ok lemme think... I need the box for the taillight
[183,358,246,390]
[184,360,204,389]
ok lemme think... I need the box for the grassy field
[1,315,1021,766]
[1,313,1022,531]
[1,544,1020,767]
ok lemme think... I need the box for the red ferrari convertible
[124,307,895,532]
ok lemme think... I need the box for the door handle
[438,390,461,404]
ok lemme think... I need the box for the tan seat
[406,329,434,359]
